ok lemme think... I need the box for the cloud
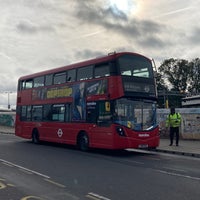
[189,28,200,45]
[75,0,128,22]
[153,6,194,19]
[74,0,166,49]
[0,74,17,92]
[138,36,167,48]
[16,20,39,34]
[16,20,55,34]
[75,49,104,60]
[0,52,12,60]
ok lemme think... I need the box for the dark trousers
[170,127,179,145]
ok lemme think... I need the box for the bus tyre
[32,129,40,144]
[77,133,89,151]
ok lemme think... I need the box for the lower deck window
[19,104,71,122]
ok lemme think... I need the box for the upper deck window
[34,76,44,87]
[18,80,25,91]
[25,79,33,89]
[45,74,53,86]
[54,72,66,84]
[67,69,76,82]
[77,65,93,81]
[118,55,153,78]
[94,63,110,78]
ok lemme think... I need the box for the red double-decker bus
[15,52,159,150]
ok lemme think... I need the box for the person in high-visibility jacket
[166,108,182,146]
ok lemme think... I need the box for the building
[182,95,200,108]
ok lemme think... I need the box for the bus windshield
[113,98,157,131]
[118,54,153,78]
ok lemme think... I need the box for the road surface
[0,134,200,200]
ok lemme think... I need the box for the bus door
[87,101,113,148]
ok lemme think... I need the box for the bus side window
[43,104,52,121]
[52,104,65,122]
[34,76,44,88]
[26,106,32,121]
[65,104,71,122]
[67,69,76,82]
[20,106,27,121]
[94,63,110,78]
[77,65,93,81]
[20,106,32,121]
[53,72,66,85]
[45,74,53,86]
[32,106,43,121]
[18,80,25,91]
[25,79,33,89]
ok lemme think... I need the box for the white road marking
[86,192,111,200]
[0,159,50,179]
[163,167,187,173]
[44,178,66,188]
[21,196,43,200]
[157,169,200,181]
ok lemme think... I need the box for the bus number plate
[138,144,148,149]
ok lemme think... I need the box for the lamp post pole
[8,92,10,109]
[5,91,12,109]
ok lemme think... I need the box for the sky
[0,0,200,108]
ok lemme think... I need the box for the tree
[155,70,169,108]
[156,57,200,107]
[158,58,190,93]
[155,71,168,91]
[188,58,200,94]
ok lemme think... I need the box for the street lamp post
[7,92,10,109]
[4,91,12,109]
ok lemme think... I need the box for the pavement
[154,138,200,158]
[0,125,15,135]
[0,125,200,158]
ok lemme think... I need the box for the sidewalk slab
[154,138,200,158]
[0,125,14,134]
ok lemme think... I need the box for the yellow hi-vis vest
[166,113,181,128]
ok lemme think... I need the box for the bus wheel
[32,129,40,144]
[77,132,89,151]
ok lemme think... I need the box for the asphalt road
[0,134,200,200]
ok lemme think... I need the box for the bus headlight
[116,126,126,137]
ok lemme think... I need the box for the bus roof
[19,51,151,80]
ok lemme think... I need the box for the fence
[0,112,15,127]
[158,108,200,140]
